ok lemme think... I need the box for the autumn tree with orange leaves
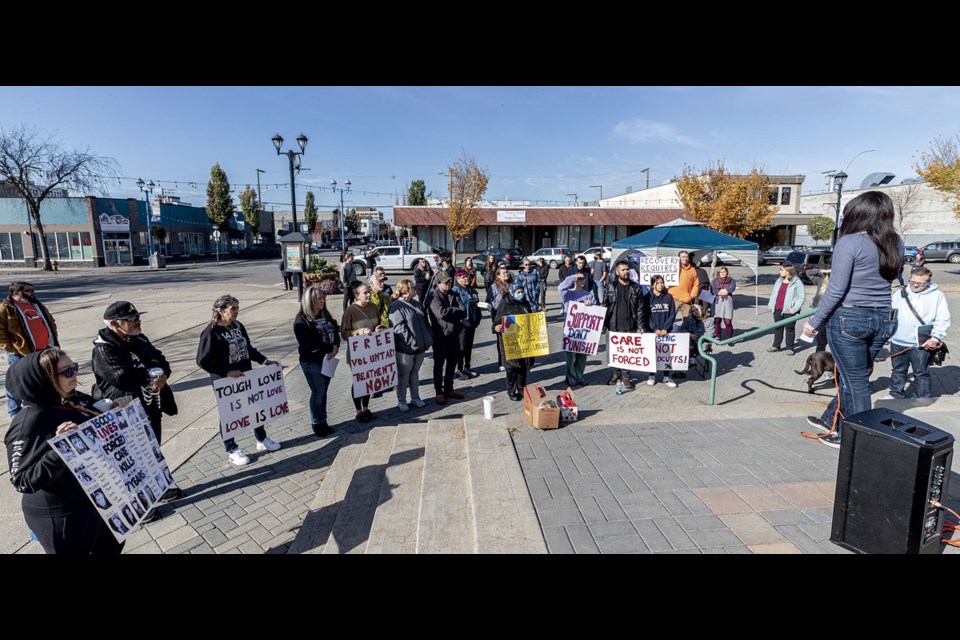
[675,161,777,272]
[446,153,489,265]
[915,133,960,219]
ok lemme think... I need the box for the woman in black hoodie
[196,295,282,467]
[493,283,534,401]
[293,286,340,438]
[4,349,131,554]
[645,275,678,388]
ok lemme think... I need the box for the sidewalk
[3,278,958,553]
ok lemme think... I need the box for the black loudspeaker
[831,408,954,554]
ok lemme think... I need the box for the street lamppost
[566,193,578,205]
[830,171,847,249]
[641,168,650,190]
[272,132,308,300]
[136,178,156,269]
[589,185,603,202]
[331,179,351,247]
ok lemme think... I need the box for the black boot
[312,422,334,437]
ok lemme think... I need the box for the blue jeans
[889,345,932,398]
[301,361,331,425]
[819,306,896,433]
[6,353,22,417]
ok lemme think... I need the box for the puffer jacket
[388,298,433,354]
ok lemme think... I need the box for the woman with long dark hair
[802,191,903,448]
[4,349,133,554]
[293,286,340,437]
[485,263,513,372]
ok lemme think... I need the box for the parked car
[353,245,439,273]
[471,247,523,271]
[760,245,794,265]
[920,240,960,263]
[574,246,613,263]
[903,246,920,263]
[525,247,574,269]
[784,250,832,284]
[699,251,742,267]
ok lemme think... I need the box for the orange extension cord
[932,501,960,548]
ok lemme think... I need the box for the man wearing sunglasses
[0,281,59,417]
[92,301,182,511]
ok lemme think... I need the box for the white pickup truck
[353,245,439,273]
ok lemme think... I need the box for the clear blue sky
[2,86,958,222]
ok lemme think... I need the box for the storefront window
[0,232,25,261]
[44,232,92,261]
[102,233,133,266]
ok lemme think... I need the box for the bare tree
[0,124,119,270]
[889,183,923,237]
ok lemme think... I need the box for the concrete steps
[289,418,546,554]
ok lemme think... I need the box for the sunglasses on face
[59,363,80,378]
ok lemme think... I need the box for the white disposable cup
[483,396,494,419]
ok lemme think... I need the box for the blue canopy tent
[611,219,761,309]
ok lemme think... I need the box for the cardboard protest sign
[348,328,398,397]
[636,257,680,287]
[213,363,289,440]
[47,400,172,542]
[562,303,606,356]
[502,311,550,360]
[607,332,656,372]
[656,333,689,371]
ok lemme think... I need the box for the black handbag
[901,289,948,366]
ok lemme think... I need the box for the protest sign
[561,303,606,356]
[502,311,550,360]
[213,363,289,440]
[607,332,656,372]
[47,400,171,542]
[348,328,398,397]
[636,257,680,286]
[656,333,689,371]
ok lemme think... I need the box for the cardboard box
[523,385,560,430]
[557,387,578,423]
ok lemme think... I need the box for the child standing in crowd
[453,269,481,380]
[493,283,534,400]
[197,295,282,466]
[646,275,678,388]
[388,279,431,411]
[293,286,339,437]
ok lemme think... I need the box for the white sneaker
[398,401,410,412]
[411,398,426,408]
[664,378,678,388]
[228,448,251,466]
[256,437,281,452]
[647,377,656,386]
[499,366,506,372]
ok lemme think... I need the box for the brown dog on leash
[796,351,873,393]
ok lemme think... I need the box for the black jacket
[92,328,170,401]
[293,311,340,364]
[414,266,433,299]
[603,279,648,332]
[428,289,466,338]
[4,352,101,517]
[536,264,550,284]
[196,321,266,379]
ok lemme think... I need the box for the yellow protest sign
[502,311,550,360]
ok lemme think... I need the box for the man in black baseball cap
[92,302,182,514]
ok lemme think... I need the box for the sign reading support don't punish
[213,363,289,440]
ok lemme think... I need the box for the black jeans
[25,510,125,555]
[433,336,461,394]
[505,363,529,398]
[772,309,798,349]
[458,326,477,370]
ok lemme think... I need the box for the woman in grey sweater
[388,279,432,411]
[802,191,903,448]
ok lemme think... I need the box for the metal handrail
[698,308,816,405]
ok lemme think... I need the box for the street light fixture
[589,185,603,202]
[272,132,308,300]
[136,177,156,269]
[830,171,848,249]
[331,179,352,247]
[566,193,578,206]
